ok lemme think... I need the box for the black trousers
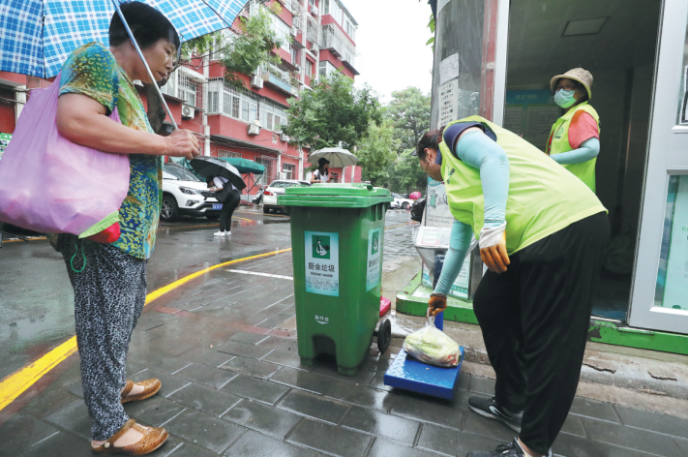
[219,189,241,232]
[473,212,609,454]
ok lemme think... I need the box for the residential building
[0,0,361,204]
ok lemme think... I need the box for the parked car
[161,163,221,222]
[391,192,413,210]
[263,179,310,214]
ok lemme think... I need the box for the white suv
[391,192,413,210]
[161,164,221,222]
[263,179,310,214]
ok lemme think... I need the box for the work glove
[428,293,447,317]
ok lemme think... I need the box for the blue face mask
[554,89,577,109]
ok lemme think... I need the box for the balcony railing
[264,66,298,94]
[321,24,356,68]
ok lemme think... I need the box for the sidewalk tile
[580,416,682,456]
[455,432,512,457]
[457,372,472,391]
[615,405,688,439]
[324,380,397,412]
[461,409,514,442]
[224,430,321,457]
[469,377,495,396]
[0,415,59,455]
[340,405,420,446]
[124,397,186,426]
[561,414,586,437]
[218,341,274,360]
[310,362,377,386]
[278,390,350,424]
[183,349,235,368]
[222,399,302,439]
[152,357,194,375]
[146,337,198,358]
[390,392,465,430]
[270,367,334,394]
[164,409,245,455]
[221,374,290,405]
[553,431,654,457]
[365,351,396,372]
[175,363,238,389]
[570,397,621,423]
[22,389,83,421]
[263,350,305,370]
[44,400,91,440]
[258,336,295,348]
[167,442,220,457]
[255,312,295,329]
[220,355,280,379]
[367,438,438,457]
[131,368,190,398]
[286,418,372,456]
[167,383,241,417]
[146,435,184,457]
[19,431,91,457]
[368,372,393,392]
[675,437,688,455]
[417,424,460,456]
[230,331,270,345]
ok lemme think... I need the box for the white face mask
[554,89,577,108]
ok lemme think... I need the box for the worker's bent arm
[433,220,473,296]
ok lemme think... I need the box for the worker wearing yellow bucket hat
[546,68,600,192]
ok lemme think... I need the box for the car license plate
[212,204,223,210]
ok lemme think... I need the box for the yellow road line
[1,237,47,244]
[0,247,292,413]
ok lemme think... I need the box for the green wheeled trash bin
[279,183,393,376]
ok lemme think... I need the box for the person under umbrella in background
[311,158,330,183]
[54,3,199,455]
[208,174,241,236]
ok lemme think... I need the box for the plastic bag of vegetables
[403,313,460,367]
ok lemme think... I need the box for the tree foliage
[388,87,431,154]
[282,73,382,152]
[355,116,398,186]
[387,150,428,194]
[180,3,284,91]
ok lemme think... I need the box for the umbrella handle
[111,0,178,130]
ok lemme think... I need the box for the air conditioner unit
[311,5,318,16]
[291,3,300,14]
[290,26,298,37]
[280,133,290,142]
[294,64,301,73]
[311,44,319,53]
[181,105,195,119]
[251,75,263,89]
[248,124,261,136]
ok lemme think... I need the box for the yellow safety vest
[546,102,600,192]
[439,116,606,255]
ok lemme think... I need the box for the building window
[241,100,249,122]
[271,15,291,52]
[283,164,295,180]
[306,60,313,77]
[218,149,242,158]
[319,60,338,78]
[209,91,219,113]
[179,74,199,108]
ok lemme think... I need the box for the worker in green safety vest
[414,117,609,457]
[546,68,600,192]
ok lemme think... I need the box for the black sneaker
[467,438,552,457]
[468,438,526,458]
[468,396,523,433]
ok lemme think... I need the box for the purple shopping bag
[0,74,130,242]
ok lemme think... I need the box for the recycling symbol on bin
[312,235,330,259]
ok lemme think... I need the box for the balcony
[320,24,358,75]
[264,66,298,95]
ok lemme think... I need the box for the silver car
[263,179,311,214]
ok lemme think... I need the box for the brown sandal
[91,419,168,456]
[120,379,161,404]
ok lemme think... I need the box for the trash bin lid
[279,183,392,208]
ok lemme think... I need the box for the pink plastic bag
[0,73,129,241]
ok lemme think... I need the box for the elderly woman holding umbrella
[54,3,199,455]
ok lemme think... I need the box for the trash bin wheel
[377,319,392,354]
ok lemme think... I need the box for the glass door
[629,1,688,333]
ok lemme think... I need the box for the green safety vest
[439,116,607,255]
[546,102,600,192]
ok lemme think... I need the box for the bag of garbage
[403,314,460,367]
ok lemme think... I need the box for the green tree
[282,73,382,152]
[388,87,431,154]
[356,117,398,186]
[387,150,427,194]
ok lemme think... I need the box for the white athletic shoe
[225,231,231,235]
[214,231,226,237]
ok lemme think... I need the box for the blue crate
[383,347,464,400]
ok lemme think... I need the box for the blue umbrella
[0,0,249,126]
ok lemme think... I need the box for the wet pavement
[2,208,688,456]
